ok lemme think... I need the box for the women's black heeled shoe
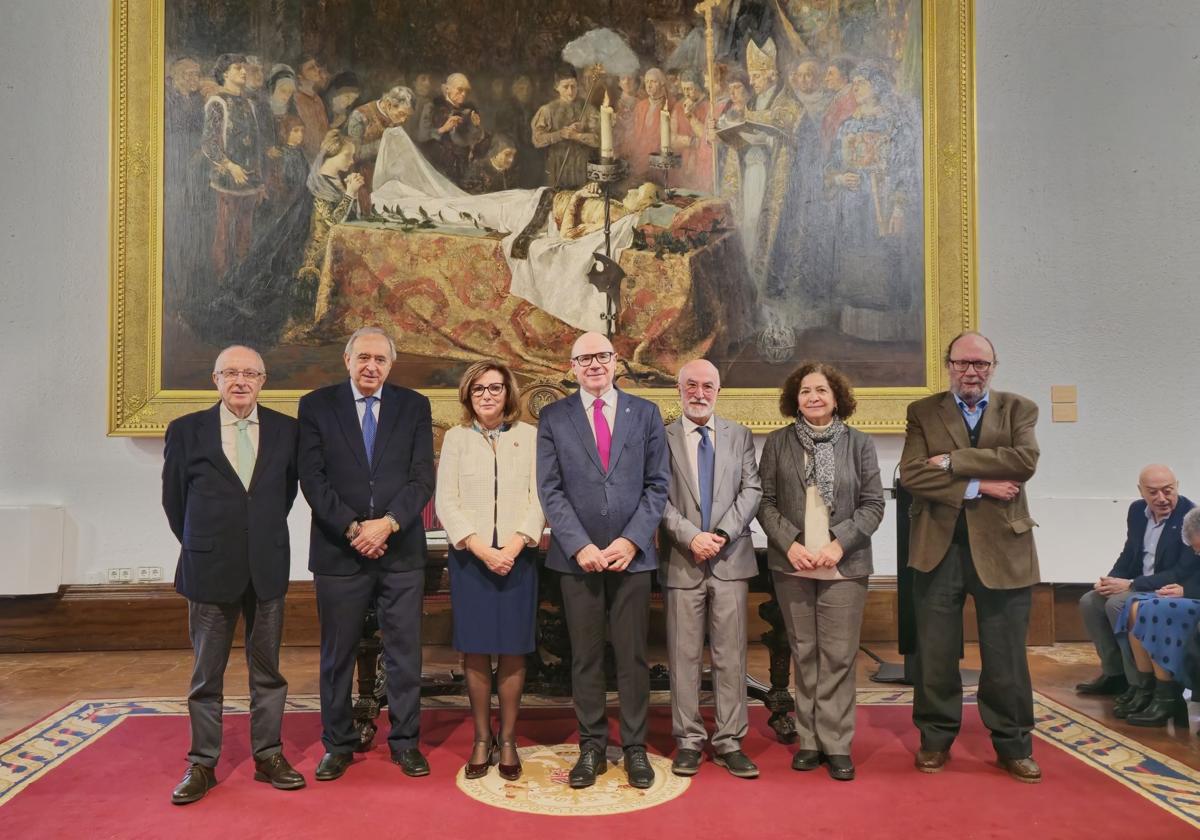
[464,737,497,779]
[1127,680,1189,727]
[1113,673,1154,719]
[497,739,522,781]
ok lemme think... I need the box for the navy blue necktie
[361,396,378,462]
[697,425,715,532]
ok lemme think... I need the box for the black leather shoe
[1127,680,1189,727]
[714,749,759,779]
[1114,673,1156,718]
[1075,673,1129,696]
[569,747,607,789]
[253,753,306,790]
[791,749,820,771]
[671,748,702,776]
[624,746,655,789]
[824,754,855,781]
[1113,685,1138,707]
[393,748,431,777]
[314,751,353,781]
[171,763,215,805]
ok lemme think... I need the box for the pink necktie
[592,398,611,471]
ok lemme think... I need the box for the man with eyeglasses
[899,331,1044,783]
[162,345,304,804]
[297,326,435,782]
[1076,465,1193,706]
[659,359,762,779]
[536,331,669,789]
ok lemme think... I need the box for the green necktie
[235,418,255,489]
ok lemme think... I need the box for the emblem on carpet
[455,744,687,815]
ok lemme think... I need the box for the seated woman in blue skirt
[436,360,545,781]
[1117,507,1200,728]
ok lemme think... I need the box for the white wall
[1,1,1196,588]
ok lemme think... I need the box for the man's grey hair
[212,344,265,373]
[344,326,396,361]
[381,85,415,109]
[1183,507,1200,547]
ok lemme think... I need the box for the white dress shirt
[579,386,618,442]
[1142,506,1167,576]
[350,379,382,424]
[219,401,259,474]
[680,414,715,500]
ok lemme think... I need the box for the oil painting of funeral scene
[162,0,923,390]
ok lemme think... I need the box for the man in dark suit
[536,331,669,789]
[162,345,304,805]
[1076,465,1193,703]
[298,326,435,781]
[660,359,762,779]
[900,332,1043,783]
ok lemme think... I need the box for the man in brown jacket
[899,332,1042,783]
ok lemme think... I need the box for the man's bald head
[570,332,617,397]
[1138,463,1179,522]
[677,359,720,424]
[444,73,471,107]
[213,344,265,374]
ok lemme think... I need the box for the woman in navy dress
[1117,507,1200,727]
[435,360,544,780]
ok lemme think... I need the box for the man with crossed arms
[660,359,762,779]
[536,331,669,790]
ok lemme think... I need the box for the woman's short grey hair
[1183,507,1200,547]
[381,85,415,110]
[344,326,396,361]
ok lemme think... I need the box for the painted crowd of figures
[164,32,922,353]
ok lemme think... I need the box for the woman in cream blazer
[435,360,544,782]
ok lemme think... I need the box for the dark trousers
[186,588,287,768]
[315,566,423,756]
[912,543,1034,759]
[559,570,652,750]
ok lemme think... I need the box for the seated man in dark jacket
[1076,464,1194,705]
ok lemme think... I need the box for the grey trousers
[1078,588,1137,683]
[773,572,868,755]
[187,589,287,768]
[912,544,1034,759]
[665,575,750,755]
[559,570,651,751]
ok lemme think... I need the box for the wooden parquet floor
[2,643,1199,770]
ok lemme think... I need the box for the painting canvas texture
[159,0,927,395]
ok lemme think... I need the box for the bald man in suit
[162,345,304,804]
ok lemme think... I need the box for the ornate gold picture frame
[108,0,975,435]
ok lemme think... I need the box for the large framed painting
[109,0,976,435]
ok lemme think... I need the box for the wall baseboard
[0,578,1078,653]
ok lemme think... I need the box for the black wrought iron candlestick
[648,150,682,198]
[585,156,629,338]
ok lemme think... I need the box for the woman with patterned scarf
[758,362,885,782]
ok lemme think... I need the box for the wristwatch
[345,520,362,540]
[383,512,400,533]
[713,528,731,543]
[938,454,952,473]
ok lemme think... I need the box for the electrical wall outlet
[136,566,163,582]
[117,567,133,583]
[106,567,124,583]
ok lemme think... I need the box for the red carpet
[1,701,1194,839]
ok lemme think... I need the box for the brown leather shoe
[998,756,1042,784]
[914,749,949,773]
[171,763,216,805]
[254,753,306,790]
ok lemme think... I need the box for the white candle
[600,91,614,159]
[659,102,671,155]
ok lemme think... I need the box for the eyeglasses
[948,359,993,373]
[683,381,718,395]
[469,383,507,396]
[572,352,614,366]
[215,369,266,381]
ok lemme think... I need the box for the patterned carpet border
[3,689,1199,827]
